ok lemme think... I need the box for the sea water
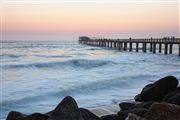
[1,41,180,120]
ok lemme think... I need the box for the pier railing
[79,36,180,56]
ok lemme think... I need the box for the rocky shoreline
[7,76,180,120]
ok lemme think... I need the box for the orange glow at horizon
[2,2,179,40]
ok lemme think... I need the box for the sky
[1,0,180,41]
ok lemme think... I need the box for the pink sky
[1,1,180,41]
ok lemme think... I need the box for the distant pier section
[79,36,180,56]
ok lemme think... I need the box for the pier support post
[179,44,180,56]
[153,43,156,53]
[143,43,146,52]
[119,42,122,50]
[159,44,162,53]
[107,41,109,47]
[101,41,104,47]
[129,42,132,51]
[169,44,173,54]
[164,43,168,55]
[136,43,139,52]
[150,43,153,52]
[124,42,127,51]
[114,42,116,48]
[116,42,119,49]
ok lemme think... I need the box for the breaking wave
[2,59,116,69]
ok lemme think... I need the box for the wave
[1,74,158,113]
[0,54,26,59]
[0,74,154,107]
[1,59,116,69]
[35,55,72,58]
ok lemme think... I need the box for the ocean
[1,41,180,120]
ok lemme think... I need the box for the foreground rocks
[145,102,180,120]
[47,96,84,120]
[163,88,180,106]
[135,76,178,102]
[6,76,180,120]
[7,112,48,120]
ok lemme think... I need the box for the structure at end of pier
[79,36,180,56]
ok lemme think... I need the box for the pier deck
[79,36,180,56]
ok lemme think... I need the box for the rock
[45,111,53,117]
[117,111,127,120]
[79,108,100,120]
[24,113,49,120]
[7,111,26,120]
[119,101,154,111]
[134,95,142,102]
[139,101,154,109]
[100,114,118,120]
[7,111,49,120]
[117,108,147,120]
[119,102,136,111]
[125,113,145,120]
[130,101,154,110]
[145,102,180,120]
[129,108,147,117]
[163,89,180,106]
[48,96,84,120]
[135,76,178,102]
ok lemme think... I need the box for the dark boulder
[129,101,154,110]
[117,111,127,120]
[119,102,136,111]
[7,111,26,120]
[6,112,48,120]
[119,102,154,111]
[45,111,53,117]
[117,108,147,120]
[135,76,178,102]
[47,96,84,120]
[145,102,180,120]
[139,101,154,109]
[162,89,180,106]
[79,108,100,120]
[24,113,49,120]
[100,114,118,120]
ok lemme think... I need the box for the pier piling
[150,43,153,52]
[164,44,168,55]
[159,44,162,53]
[169,44,173,54]
[153,43,156,53]
[129,42,132,51]
[136,43,139,52]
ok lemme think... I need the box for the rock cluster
[6,76,180,120]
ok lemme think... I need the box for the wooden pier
[79,36,180,56]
